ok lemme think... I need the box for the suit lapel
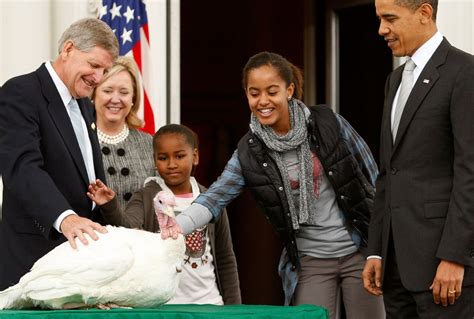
[37,65,89,185]
[391,39,450,154]
[383,67,403,156]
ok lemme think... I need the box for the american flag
[98,0,156,134]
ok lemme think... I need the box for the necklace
[97,125,130,145]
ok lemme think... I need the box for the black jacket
[237,104,374,269]
[369,39,474,291]
[0,64,105,290]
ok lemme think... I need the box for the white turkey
[0,191,185,309]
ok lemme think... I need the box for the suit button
[107,167,116,175]
[391,168,398,175]
[328,171,333,176]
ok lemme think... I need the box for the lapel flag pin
[423,79,430,84]
[91,122,96,130]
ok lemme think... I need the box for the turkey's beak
[162,205,175,218]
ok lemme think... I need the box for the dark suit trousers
[384,229,473,318]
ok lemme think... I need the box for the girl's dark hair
[153,124,198,150]
[242,51,304,99]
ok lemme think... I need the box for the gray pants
[293,251,385,319]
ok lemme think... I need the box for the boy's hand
[87,179,115,205]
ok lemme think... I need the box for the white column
[0,0,52,85]
[146,0,169,128]
[437,0,473,54]
[169,0,180,124]
[50,0,96,56]
[145,0,180,127]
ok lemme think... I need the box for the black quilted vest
[237,105,374,269]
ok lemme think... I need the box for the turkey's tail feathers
[0,284,23,309]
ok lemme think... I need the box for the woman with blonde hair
[92,56,154,209]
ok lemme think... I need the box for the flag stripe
[142,91,155,134]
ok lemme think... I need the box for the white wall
[0,0,53,83]
[437,0,473,54]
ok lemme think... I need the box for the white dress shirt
[390,31,444,126]
[45,61,96,232]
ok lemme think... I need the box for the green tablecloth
[0,304,327,319]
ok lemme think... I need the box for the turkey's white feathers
[0,225,185,309]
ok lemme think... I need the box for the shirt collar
[410,31,443,70]
[45,61,74,106]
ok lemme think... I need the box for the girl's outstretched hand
[87,179,116,206]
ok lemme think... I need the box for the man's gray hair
[57,18,119,59]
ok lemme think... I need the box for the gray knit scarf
[250,98,315,230]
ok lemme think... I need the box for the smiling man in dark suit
[0,18,119,290]
[362,0,473,317]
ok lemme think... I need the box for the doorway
[337,4,392,163]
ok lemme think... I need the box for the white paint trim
[169,0,180,124]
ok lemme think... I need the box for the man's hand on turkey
[60,214,108,250]
[154,191,183,239]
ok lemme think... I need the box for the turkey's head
[153,190,177,218]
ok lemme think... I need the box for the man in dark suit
[362,0,473,317]
[0,18,119,290]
